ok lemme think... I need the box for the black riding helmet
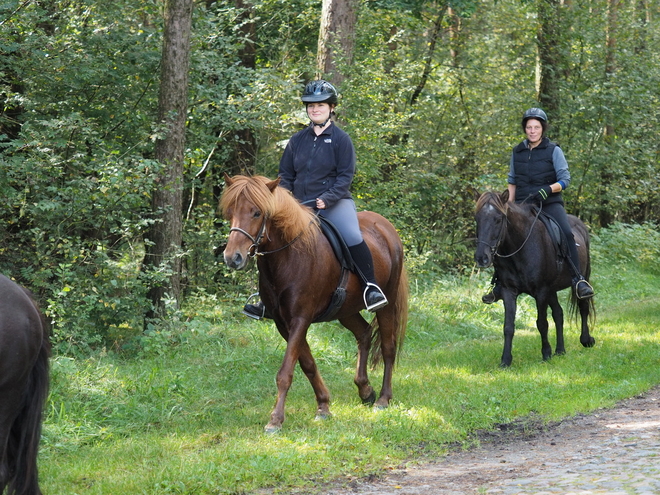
[301,80,338,105]
[521,107,548,133]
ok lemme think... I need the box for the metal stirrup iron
[363,283,388,312]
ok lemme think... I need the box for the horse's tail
[370,264,409,367]
[8,305,50,495]
[569,288,596,328]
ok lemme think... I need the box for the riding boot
[242,294,272,320]
[566,239,594,300]
[348,240,388,312]
[482,276,502,304]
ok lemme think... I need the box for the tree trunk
[316,0,358,85]
[537,0,563,136]
[598,0,621,227]
[144,0,193,319]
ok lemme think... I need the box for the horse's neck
[503,209,537,246]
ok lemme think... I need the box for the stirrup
[574,279,594,300]
[363,283,388,312]
[482,283,502,304]
[241,293,265,319]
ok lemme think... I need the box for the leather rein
[478,201,543,259]
[229,217,304,257]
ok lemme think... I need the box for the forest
[0,0,658,351]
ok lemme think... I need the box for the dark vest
[513,137,563,204]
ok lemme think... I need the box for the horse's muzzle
[475,251,493,269]
[224,250,248,270]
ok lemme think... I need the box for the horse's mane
[221,175,319,253]
[476,190,533,218]
[476,190,509,215]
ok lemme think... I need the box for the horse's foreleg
[501,291,517,367]
[548,293,565,356]
[579,299,596,348]
[296,340,332,420]
[340,314,376,405]
[265,323,307,433]
[535,298,552,361]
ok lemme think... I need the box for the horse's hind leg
[372,304,399,408]
[579,298,596,348]
[0,398,20,493]
[339,314,376,405]
[0,431,8,495]
[548,292,565,356]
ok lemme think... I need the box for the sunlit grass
[39,255,660,494]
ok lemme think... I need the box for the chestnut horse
[221,175,408,432]
[474,191,595,367]
[0,275,50,495]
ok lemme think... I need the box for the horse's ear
[266,177,281,192]
[468,186,481,202]
[501,189,510,203]
[224,173,234,187]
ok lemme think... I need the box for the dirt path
[317,385,660,494]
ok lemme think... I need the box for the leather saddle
[313,216,357,322]
[532,206,569,264]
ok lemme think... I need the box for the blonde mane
[221,175,319,253]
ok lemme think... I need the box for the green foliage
[591,222,660,274]
[0,0,659,350]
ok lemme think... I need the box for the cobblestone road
[322,386,660,495]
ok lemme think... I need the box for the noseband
[229,217,268,258]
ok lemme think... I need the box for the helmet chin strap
[312,117,332,127]
[308,108,335,128]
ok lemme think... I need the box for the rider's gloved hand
[535,185,553,202]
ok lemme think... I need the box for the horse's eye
[253,211,261,219]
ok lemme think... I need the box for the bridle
[229,216,306,257]
[229,216,267,258]
[478,201,543,259]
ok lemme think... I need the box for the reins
[229,217,310,257]
[491,200,544,259]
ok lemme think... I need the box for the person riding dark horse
[483,107,594,303]
[243,80,388,319]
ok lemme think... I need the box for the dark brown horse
[221,175,408,432]
[474,191,595,367]
[0,275,50,495]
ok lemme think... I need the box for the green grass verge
[40,253,660,494]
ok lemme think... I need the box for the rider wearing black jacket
[243,80,388,319]
[483,108,594,303]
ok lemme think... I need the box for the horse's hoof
[314,412,332,421]
[362,390,376,406]
[582,337,596,348]
[264,423,282,434]
[373,398,389,410]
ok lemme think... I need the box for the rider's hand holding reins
[535,185,553,201]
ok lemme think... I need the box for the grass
[39,243,660,494]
